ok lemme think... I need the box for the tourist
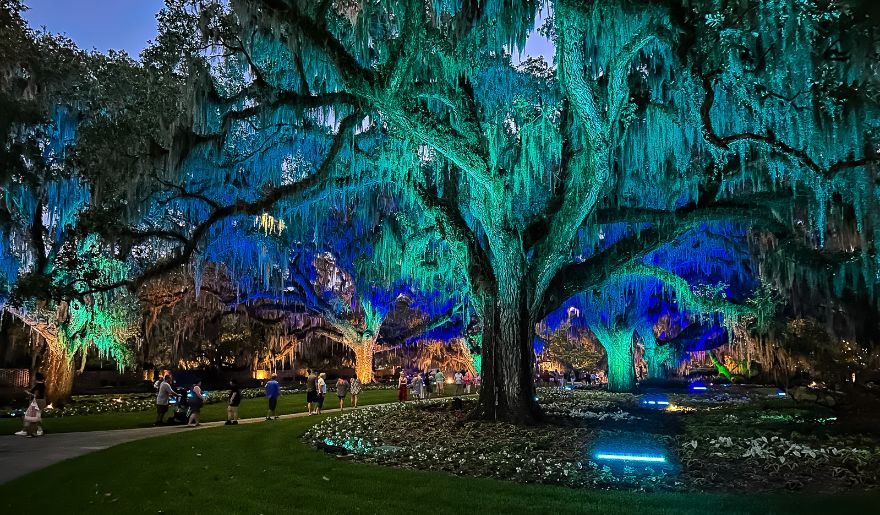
[225,379,241,425]
[154,374,179,426]
[17,372,47,437]
[265,373,280,420]
[187,380,204,427]
[306,369,318,415]
[316,372,327,414]
[413,373,424,400]
[29,372,46,436]
[434,369,445,396]
[423,370,432,399]
[397,370,408,402]
[349,375,362,408]
[336,376,348,411]
[464,371,473,394]
[474,373,481,392]
[454,369,464,395]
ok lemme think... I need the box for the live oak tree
[0,2,142,400]
[173,0,874,423]
[24,1,880,422]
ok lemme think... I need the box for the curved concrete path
[0,406,357,484]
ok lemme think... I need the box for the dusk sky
[22,0,164,56]
[21,0,554,63]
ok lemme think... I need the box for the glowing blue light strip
[595,453,667,463]
[691,386,707,391]
[642,400,669,405]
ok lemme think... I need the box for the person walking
[397,371,408,402]
[349,376,362,408]
[225,379,241,425]
[434,369,445,396]
[154,374,179,426]
[336,377,349,411]
[17,372,47,437]
[265,373,281,420]
[413,373,424,400]
[187,380,204,427]
[306,369,318,415]
[454,370,464,395]
[423,370,432,399]
[26,373,47,436]
[464,371,473,394]
[316,373,327,414]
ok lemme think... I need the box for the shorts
[156,404,169,414]
[317,395,325,408]
[189,406,201,414]
[307,390,318,403]
[268,397,278,411]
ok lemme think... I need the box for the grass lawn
[1,413,877,515]
[0,389,400,434]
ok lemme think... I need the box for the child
[225,379,241,425]
[336,377,349,411]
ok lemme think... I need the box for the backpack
[24,400,41,423]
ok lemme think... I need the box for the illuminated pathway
[0,403,395,484]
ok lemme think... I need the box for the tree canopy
[1,0,879,417]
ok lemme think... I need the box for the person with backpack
[265,373,281,420]
[225,379,241,425]
[187,380,204,427]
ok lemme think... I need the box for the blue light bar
[691,386,707,391]
[642,400,669,405]
[595,453,667,463]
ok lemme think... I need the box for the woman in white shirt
[316,373,327,414]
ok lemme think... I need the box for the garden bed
[304,388,880,493]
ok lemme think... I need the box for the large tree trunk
[473,287,541,424]
[352,340,375,383]
[596,328,637,393]
[641,331,668,380]
[42,338,74,403]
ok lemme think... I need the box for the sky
[22,0,164,56]
[21,0,554,63]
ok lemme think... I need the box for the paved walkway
[0,406,351,484]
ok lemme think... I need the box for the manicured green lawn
[1,413,876,515]
[0,389,399,434]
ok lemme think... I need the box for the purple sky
[22,1,554,63]
[22,0,164,56]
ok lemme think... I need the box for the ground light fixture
[593,452,667,463]
[688,382,708,392]
[640,394,670,408]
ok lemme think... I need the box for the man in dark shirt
[226,379,241,425]
[306,369,318,415]
[265,374,281,420]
